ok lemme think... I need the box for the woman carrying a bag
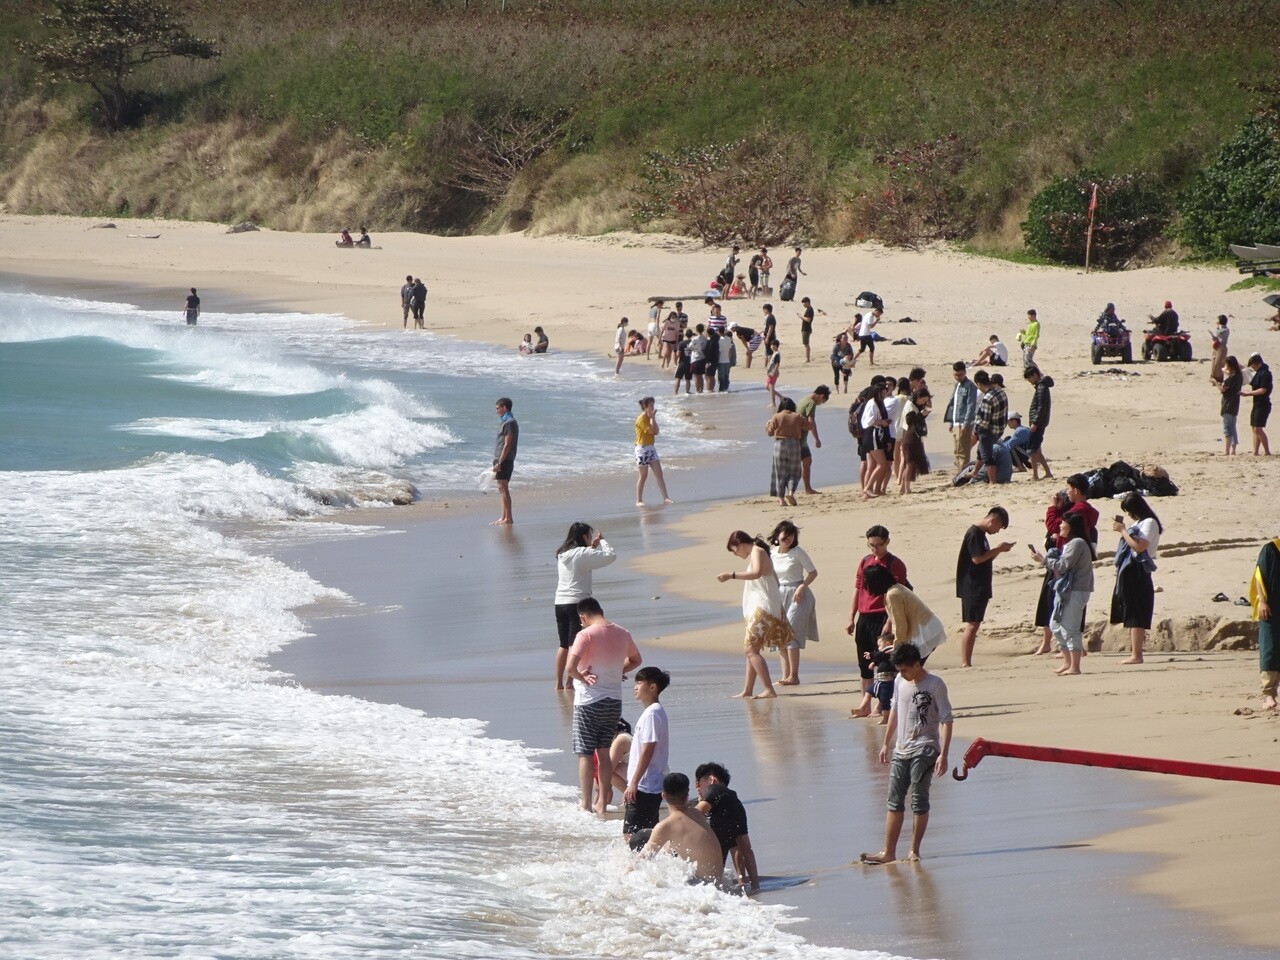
[1109,492,1164,665]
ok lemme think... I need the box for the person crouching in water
[634,772,723,884]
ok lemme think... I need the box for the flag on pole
[1088,183,1098,215]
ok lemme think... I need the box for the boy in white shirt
[623,666,671,838]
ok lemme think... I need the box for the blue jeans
[718,362,731,391]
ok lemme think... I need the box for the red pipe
[952,738,1280,786]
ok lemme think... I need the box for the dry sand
[5,213,1279,946]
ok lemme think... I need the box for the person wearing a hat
[1005,412,1033,464]
[1242,353,1273,455]
[1150,300,1179,337]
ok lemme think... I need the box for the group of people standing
[399,275,428,328]
[552,523,760,887]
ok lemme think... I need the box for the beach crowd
[473,245,1277,887]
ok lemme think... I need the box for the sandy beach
[6,213,1279,952]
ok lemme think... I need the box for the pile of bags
[1082,460,1178,498]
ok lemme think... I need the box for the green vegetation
[1022,171,1169,269]
[1227,275,1280,293]
[1179,117,1280,257]
[0,0,1275,249]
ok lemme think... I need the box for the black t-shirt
[956,524,993,599]
[802,306,814,330]
[185,294,200,310]
[1222,372,1242,416]
[703,784,749,854]
[1252,365,1273,408]
[494,417,519,466]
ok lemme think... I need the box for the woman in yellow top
[861,564,947,661]
[634,396,673,507]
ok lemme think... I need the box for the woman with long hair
[768,521,818,686]
[860,381,892,500]
[717,531,792,699]
[897,387,931,495]
[553,522,616,689]
[1216,355,1242,456]
[1109,491,1164,664]
[1031,511,1096,675]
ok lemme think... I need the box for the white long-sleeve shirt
[554,539,618,604]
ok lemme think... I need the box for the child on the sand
[865,635,897,725]
[860,643,953,865]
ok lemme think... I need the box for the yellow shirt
[635,413,655,446]
[884,584,935,646]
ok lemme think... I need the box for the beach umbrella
[1263,294,1280,309]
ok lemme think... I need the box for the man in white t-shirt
[623,666,671,837]
[566,598,642,812]
[972,335,1009,367]
[852,308,880,367]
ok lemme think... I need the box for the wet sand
[269,469,1272,960]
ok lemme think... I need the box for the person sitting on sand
[971,335,1008,367]
[727,274,747,298]
[356,226,372,248]
[638,772,723,883]
[335,228,354,248]
[518,333,535,355]
[859,643,953,865]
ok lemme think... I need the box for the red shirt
[854,552,909,614]
[1059,500,1099,549]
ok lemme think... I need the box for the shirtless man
[640,772,723,883]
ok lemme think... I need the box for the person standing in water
[183,288,200,325]
[491,397,518,525]
[717,531,791,699]
[634,397,673,507]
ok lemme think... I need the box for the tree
[20,0,219,131]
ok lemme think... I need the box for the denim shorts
[886,748,939,814]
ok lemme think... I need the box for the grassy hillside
[0,0,1271,248]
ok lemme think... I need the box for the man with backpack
[796,385,830,495]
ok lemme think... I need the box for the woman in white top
[554,522,617,689]
[1108,492,1163,665]
[768,521,818,686]
[717,530,792,699]
[613,318,628,375]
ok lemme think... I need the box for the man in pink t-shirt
[566,597,642,812]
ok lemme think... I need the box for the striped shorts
[572,697,622,756]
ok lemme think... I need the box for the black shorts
[691,360,707,376]
[991,355,1006,366]
[1027,427,1045,452]
[960,595,989,624]
[857,335,875,354]
[494,461,514,482]
[854,611,888,679]
[623,790,662,834]
[1251,402,1271,428]
[555,602,582,649]
[800,442,813,460]
[675,364,691,381]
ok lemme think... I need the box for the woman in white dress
[717,530,793,699]
[768,521,818,686]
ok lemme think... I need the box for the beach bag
[1085,468,1111,499]
[855,291,884,311]
[779,277,797,302]
[476,469,496,493]
[952,462,977,486]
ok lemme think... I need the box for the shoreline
[6,214,1279,952]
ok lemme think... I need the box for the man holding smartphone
[956,507,1014,667]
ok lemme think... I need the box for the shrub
[1022,171,1169,269]
[1177,117,1280,256]
[852,134,975,248]
[631,133,821,246]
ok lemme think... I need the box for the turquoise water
[0,289,896,960]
